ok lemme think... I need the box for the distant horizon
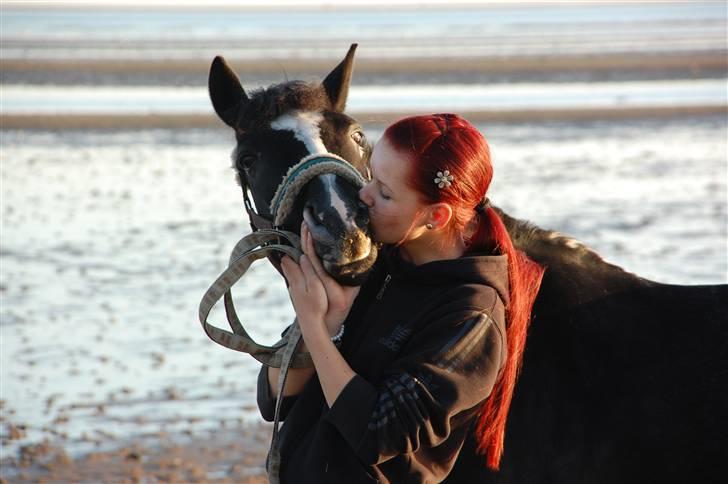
[2,0,708,10]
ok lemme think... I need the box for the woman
[258,113,544,483]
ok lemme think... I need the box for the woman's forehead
[371,138,408,182]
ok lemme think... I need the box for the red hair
[383,114,544,470]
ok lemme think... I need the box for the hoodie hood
[383,247,510,307]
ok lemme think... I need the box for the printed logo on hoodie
[378,325,413,352]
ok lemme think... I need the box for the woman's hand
[301,223,361,332]
[280,222,360,339]
[280,222,360,407]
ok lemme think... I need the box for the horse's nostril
[355,202,369,224]
[304,206,322,226]
[303,207,327,232]
[355,212,369,228]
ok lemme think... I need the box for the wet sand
[4,51,726,76]
[2,116,725,482]
[3,51,726,89]
[1,423,270,483]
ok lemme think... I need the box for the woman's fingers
[299,253,314,283]
[300,254,322,290]
[280,255,303,287]
[302,223,328,280]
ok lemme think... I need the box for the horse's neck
[499,210,650,314]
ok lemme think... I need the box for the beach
[2,425,271,483]
[1,2,726,482]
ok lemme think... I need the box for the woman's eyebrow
[375,177,391,191]
[369,165,391,191]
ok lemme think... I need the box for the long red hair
[383,114,544,470]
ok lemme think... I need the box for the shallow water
[2,79,725,115]
[1,116,725,457]
[2,2,724,61]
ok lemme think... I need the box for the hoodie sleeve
[255,324,301,422]
[256,365,300,422]
[324,308,506,465]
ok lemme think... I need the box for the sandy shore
[6,52,724,88]
[2,105,725,130]
[1,423,271,483]
[4,52,726,76]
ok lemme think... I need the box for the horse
[208,45,728,484]
[447,213,728,483]
[208,44,376,286]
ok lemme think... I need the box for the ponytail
[471,207,544,469]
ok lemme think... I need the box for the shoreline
[3,51,726,76]
[1,106,725,130]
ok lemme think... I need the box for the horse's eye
[351,130,365,145]
[238,153,257,170]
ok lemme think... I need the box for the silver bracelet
[330,324,345,345]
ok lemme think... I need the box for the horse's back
[446,282,728,484]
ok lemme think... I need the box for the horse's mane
[237,81,331,133]
[496,208,645,292]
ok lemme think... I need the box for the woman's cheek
[368,207,387,237]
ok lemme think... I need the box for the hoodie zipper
[376,274,392,300]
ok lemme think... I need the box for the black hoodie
[257,247,509,483]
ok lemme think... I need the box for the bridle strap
[239,170,274,232]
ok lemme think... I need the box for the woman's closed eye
[374,179,392,200]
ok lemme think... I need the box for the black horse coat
[446,211,728,484]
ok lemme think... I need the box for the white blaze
[270,110,327,155]
[321,173,355,228]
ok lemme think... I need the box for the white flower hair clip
[434,170,454,189]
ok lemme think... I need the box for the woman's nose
[359,184,373,207]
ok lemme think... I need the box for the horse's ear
[322,43,357,112]
[209,56,249,128]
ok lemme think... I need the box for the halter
[199,151,367,484]
[270,152,367,226]
[239,152,367,232]
[200,152,367,362]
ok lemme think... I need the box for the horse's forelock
[238,82,331,132]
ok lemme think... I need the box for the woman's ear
[427,203,453,229]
